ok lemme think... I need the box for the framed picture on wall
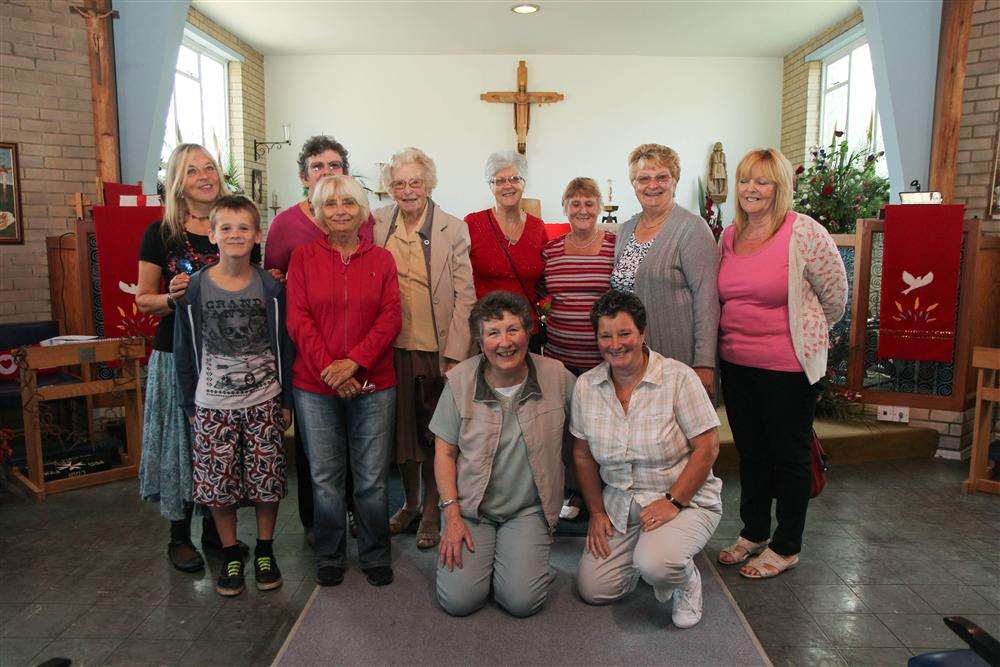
[251,168,263,205]
[0,142,24,245]
[989,125,1000,220]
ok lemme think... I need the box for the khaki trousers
[577,500,720,604]
[436,505,553,618]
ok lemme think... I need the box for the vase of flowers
[794,131,890,234]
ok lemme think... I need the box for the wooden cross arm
[481,92,565,103]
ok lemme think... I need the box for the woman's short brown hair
[469,291,534,344]
[561,177,603,208]
[628,143,681,183]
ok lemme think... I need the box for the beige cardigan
[373,200,477,370]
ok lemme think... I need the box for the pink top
[718,212,801,372]
[264,201,375,273]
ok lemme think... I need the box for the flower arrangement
[794,131,890,234]
[697,178,724,241]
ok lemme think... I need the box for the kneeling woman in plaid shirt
[570,290,722,628]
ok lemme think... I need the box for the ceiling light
[511,4,539,14]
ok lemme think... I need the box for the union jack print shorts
[192,397,287,508]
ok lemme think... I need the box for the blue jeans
[294,387,396,569]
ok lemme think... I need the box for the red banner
[92,205,164,353]
[877,204,964,362]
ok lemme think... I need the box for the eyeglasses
[308,160,344,174]
[390,179,426,191]
[489,176,525,187]
[633,174,672,187]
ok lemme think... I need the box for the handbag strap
[484,210,534,305]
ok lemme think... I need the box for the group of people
[136,135,847,628]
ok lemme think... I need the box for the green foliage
[794,132,890,234]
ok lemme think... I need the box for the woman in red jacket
[286,175,402,588]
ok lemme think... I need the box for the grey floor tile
[0,637,52,667]
[826,559,902,586]
[789,584,869,613]
[33,575,119,606]
[744,612,832,648]
[838,646,916,665]
[0,604,89,639]
[911,584,999,614]
[197,605,288,642]
[177,639,262,666]
[886,558,965,585]
[103,638,193,666]
[811,613,901,649]
[94,577,174,607]
[946,559,1000,587]
[30,637,122,666]
[849,584,937,613]
[764,645,846,666]
[780,559,846,585]
[974,585,1000,610]
[163,577,226,609]
[58,604,154,639]
[875,613,968,650]
[132,605,219,641]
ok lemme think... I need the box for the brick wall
[0,0,97,325]
[185,7,268,230]
[780,10,864,168]
[955,0,1000,233]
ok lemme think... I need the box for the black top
[138,220,261,352]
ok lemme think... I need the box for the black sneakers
[363,566,394,587]
[317,565,345,586]
[216,558,245,596]
[254,554,283,591]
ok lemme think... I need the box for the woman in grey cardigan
[610,143,719,397]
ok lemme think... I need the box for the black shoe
[363,566,393,587]
[254,554,283,591]
[216,558,245,596]
[317,565,345,586]
[167,540,205,573]
[201,533,249,559]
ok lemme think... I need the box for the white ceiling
[190,0,860,57]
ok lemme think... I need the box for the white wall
[264,55,781,223]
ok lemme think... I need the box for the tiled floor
[1,457,997,666]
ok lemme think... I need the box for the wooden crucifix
[481,60,564,155]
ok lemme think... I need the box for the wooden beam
[928,0,974,201]
[72,0,121,184]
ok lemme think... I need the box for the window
[820,40,885,164]
[160,33,231,170]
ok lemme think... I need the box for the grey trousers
[577,500,720,604]
[436,505,553,618]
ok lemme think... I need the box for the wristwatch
[165,294,177,310]
[437,498,458,511]
[664,492,686,512]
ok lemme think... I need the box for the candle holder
[254,124,291,161]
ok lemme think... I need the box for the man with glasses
[264,135,373,544]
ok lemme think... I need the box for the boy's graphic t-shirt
[195,271,279,410]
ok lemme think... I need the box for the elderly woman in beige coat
[373,147,477,549]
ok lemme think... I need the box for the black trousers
[720,360,818,557]
[294,409,354,530]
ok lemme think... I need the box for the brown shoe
[415,514,441,550]
[388,507,421,535]
[168,540,205,573]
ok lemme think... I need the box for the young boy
[174,195,294,596]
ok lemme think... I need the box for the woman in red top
[464,150,547,352]
[286,175,401,588]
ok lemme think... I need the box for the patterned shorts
[192,397,287,508]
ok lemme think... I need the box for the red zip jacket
[286,236,401,394]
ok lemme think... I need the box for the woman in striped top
[541,177,616,375]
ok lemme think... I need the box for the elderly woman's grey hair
[484,150,528,184]
[468,290,534,345]
[381,147,438,193]
[310,175,371,227]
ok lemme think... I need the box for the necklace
[612,353,649,411]
[564,228,601,250]
[187,212,211,222]
[493,208,525,245]
[639,207,671,231]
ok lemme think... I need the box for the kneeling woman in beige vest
[430,291,576,617]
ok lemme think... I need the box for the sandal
[739,548,799,579]
[718,537,769,566]
[388,506,421,535]
[415,514,441,550]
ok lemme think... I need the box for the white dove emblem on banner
[901,270,933,295]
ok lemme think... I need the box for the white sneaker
[671,563,703,628]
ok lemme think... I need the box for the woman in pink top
[263,135,374,542]
[716,148,846,579]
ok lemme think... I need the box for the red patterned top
[464,208,546,330]
[541,231,616,370]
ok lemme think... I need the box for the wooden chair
[9,337,145,501]
[963,346,999,495]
